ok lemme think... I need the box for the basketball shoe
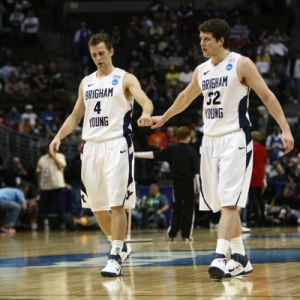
[101,254,122,277]
[208,253,226,280]
[224,253,253,277]
[120,242,132,263]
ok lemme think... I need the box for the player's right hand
[49,137,61,158]
[151,115,165,129]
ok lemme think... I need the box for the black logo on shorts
[81,195,86,203]
[125,190,133,200]
[239,147,246,150]
[120,150,127,153]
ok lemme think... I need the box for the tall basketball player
[150,18,294,280]
[49,34,153,277]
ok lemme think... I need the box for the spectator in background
[177,1,194,18]
[286,50,300,105]
[145,75,160,102]
[132,183,169,229]
[255,47,271,76]
[179,64,193,88]
[41,103,58,126]
[110,25,122,46]
[265,125,285,163]
[149,0,169,20]
[22,10,39,49]
[267,183,297,225]
[0,181,28,233]
[36,147,67,231]
[74,21,92,60]
[149,21,164,40]
[65,141,84,219]
[8,4,24,45]
[255,105,276,145]
[19,74,32,101]
[268,36,289,62]
[46,115,62,138]
[249,131,268,227]
[147,127,167,150]
[18,116,34,134]
[165,64,180,101]
[6,105,22,130]
[11,156,28,186]
[21,104,37,126]
[2,60,19,83]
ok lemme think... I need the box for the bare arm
[238,57,294,153]
[49,81,85,157]
[134,152,154,159]
[151,67,202,129]
[123,73,154,127]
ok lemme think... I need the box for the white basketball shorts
[199,129,253,212]
[80,136,136,211]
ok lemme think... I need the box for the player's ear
[110,48,114,57]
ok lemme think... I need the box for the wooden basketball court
[1,226,300,299]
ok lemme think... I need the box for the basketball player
[150,19,294,280]
[49,33,153,277]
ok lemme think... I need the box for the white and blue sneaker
[208,253,226,280]
[224,253,253,277]
[101,254,122,277]
[120,242,132,263]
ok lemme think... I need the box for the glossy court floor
[1,226,300,300]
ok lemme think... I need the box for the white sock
[216,239,230,256]
[231,236,245,256]
[110,240,124,256]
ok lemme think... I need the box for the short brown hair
[251,131,262,142]
[198,18,231,49]
[176,126,191,140]
[88,33,113,51]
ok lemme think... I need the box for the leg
[51,189,65,227]
[181,179,195,239]
[0,201,21,229]
[168,184,183,239]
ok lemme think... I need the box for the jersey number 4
[94,101,101,114]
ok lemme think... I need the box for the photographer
[132,184,169,229]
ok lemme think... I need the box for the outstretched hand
[150,115,166,129]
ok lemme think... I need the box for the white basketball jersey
[198,52,251,136]
[82,68,134,142]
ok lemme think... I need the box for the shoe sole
[101,270,122,277]
[208,266,225,280]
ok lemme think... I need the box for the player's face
[90,42,114,70]
[199,32,222,58]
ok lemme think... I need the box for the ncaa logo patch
[226,64,233,71]
[112,79,118,85]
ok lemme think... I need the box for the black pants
[168,178,195,239]
[39,188,65,224]
[249,186,265,226]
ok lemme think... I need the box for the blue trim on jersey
[244,128,252,168]
[123,135,134,205]
[123,108,133,136]
[238,94,251,128]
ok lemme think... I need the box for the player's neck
[211,49,230,67]
[96,65,115,78]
